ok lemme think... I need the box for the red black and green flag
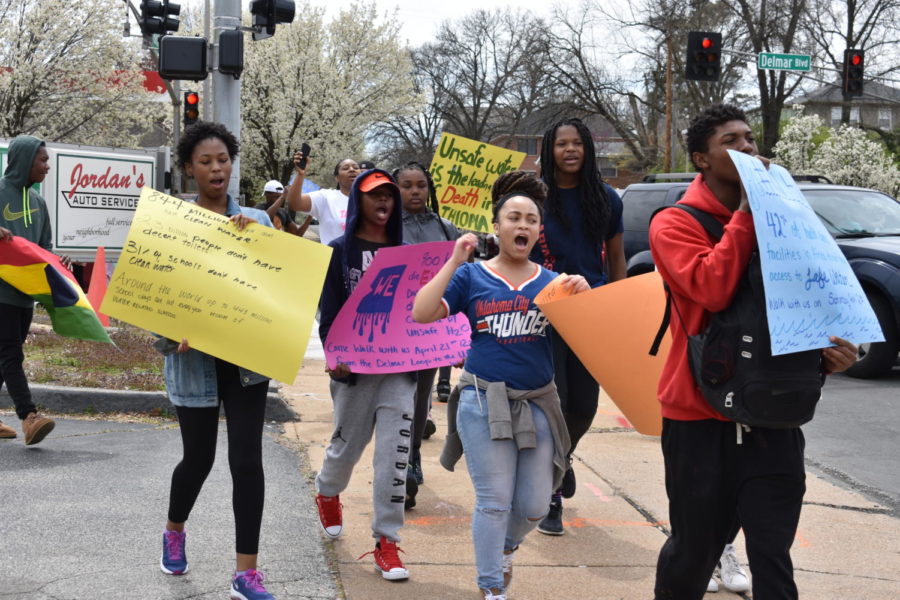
[0,237,111,343]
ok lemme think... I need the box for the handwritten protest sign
[429,133,526,234]
[729,150,884,354]
[536,273,665,436]
[324,241,471,373]
[100,187,332,382]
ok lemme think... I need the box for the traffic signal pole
[213,0,242,199]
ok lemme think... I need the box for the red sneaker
[359,536,409,581]
[315,493,342,539]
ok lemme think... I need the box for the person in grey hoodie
[395,161,460,499]
[0,135,59,445]
[314,168,416,582]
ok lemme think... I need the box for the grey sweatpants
[316,373,416,542]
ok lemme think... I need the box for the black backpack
[650,204,825,428]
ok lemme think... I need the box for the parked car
[620,177,900,379]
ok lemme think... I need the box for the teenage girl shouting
[414,171,589,600]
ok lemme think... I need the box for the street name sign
[758,52,811,72]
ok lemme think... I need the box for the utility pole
[213,0,242,200]
[203,0,212,120]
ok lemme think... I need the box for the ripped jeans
[457,386,556,592]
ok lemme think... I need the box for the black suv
[620,177,900,379]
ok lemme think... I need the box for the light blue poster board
[728,150,884,355]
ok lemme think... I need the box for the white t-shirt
[309,188,349,245]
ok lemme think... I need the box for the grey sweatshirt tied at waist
[440,370,572,491]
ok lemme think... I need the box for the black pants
[0,303,36,420]
[167,359,269,555]
[412,368,437,451]
[552,334,598,455]
[654,418,806,600]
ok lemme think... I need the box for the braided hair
[539,118,610,243]
[392,161,453,240]
[491,170,547,221]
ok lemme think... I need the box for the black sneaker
[537,498,564,536]
[405,469,419,510]
[423,412,437,440]
[436,379,451,403]
[409,449,424,485]
[561,466,576,499]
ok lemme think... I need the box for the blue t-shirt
[443,262,557,390]
[531,183,624,287]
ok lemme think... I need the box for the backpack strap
[647,204,724,356]
[649,286,671,356]
[662,204,724,241]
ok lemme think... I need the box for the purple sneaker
[231,569,275,600]
[160,529,188,575]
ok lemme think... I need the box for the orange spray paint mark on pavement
[795,531,811,548]
[406,514,668,529]
[585,481,612,502]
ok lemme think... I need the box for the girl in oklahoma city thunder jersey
[413,171,589,600]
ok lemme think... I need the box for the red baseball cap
[358,171,399,193]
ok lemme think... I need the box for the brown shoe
[0,420,16,439]
[23,413,55,445]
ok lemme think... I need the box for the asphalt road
[0,419,337,600]
[805,364,900,514]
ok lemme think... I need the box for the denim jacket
[160,195,273,406]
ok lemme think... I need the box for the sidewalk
[280,358,900,600]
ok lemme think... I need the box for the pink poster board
[324,241,471,373]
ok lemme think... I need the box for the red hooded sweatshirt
[649,175,757,421]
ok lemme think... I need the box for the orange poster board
[536,272,668,436]
[534,274,578,305]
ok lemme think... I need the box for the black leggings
[167,360,269,555]
[412,368,436,451]
[552,334,599,455]
[411,366,451,450]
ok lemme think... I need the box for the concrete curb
[0,383,299,422]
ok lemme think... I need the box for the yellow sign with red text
[428,133,526,234]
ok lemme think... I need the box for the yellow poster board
[100,187,332,382]
[537,272,667,436]
[428,133,526,234]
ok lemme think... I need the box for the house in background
[489,112,642,189]
[790,81,900,131]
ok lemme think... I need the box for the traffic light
[184,91,200,127]
[842,49,865,98]
[249,0,296,41]
[139,0,181,36]
[219,30,244,79]
[159,36,208,81]
[685,31,722,81]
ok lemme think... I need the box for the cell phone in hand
[298,143,311,169]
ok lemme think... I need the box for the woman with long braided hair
[531,117,626,536]
[394,161,460,507]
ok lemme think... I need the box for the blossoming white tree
[774,107,900,196]
[0,0,165,147]
[239,1,416,197]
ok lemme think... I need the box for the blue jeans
[457,386,556,592]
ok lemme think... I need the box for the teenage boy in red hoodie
[649,104,858,600]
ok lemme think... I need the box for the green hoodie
[0,135,53,307]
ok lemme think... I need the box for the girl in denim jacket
[156,122,278,600]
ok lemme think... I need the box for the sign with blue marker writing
[324,241,471,373]
[728,150,884,354]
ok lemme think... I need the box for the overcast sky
[341,0,557,47]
